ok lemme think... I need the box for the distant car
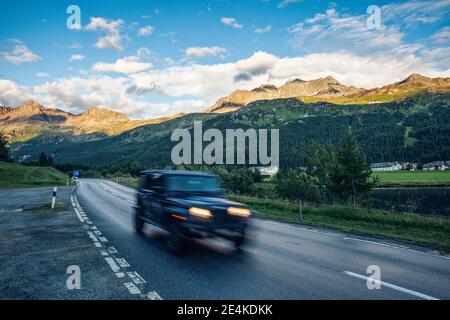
[134,170,252,253]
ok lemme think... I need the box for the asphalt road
[74,179,450,300]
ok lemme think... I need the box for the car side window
[143,174,163,191]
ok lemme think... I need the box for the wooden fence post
[298,199,303,222]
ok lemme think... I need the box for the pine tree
[0,132,10,162]
[330,132,377,207]
[39,152,48,166]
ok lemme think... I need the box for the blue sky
[0,0,449,118]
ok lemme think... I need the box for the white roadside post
[51,187,57,209]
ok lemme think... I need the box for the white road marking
[107,246,118,254]
[261,219,341,237]
[115,257,130,268]
[127,271,146,285]
[104,257,121,273]
[71,188,163,300]
[343,237,408,249]
[124,282,141,295]
[344,271,439,300]
[261,217,450,261]
[147,291,163,300]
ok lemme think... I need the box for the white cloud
[138,25,155,37]
[92,56,152,74]
[36,72,50,78]
[85,17,124,51]
[255,25,272,33]
[1,49,450,118]
[382,0,450,26]
[128,50,450,108]
[221,17,243,29]
[70,54,85,62]
[70,42,82,49]
[236,51,278,76]
[432,26,450,44]
[0,43,41,65]
[288,7,407,56]
[277,0,302,9]
[0,79,36,107]
[185,46,227,59]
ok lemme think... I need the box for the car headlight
[188,207,212,219]
[227,207,251,217]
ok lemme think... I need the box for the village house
[422,161,449,171]
[370,162,403,172]
[401,162,418,171]
[252,166,279,176]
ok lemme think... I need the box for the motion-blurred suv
[134,170,252,253]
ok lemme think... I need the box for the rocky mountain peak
[78,107,129,122]
[18,101,46,113]
[400,73,431,84]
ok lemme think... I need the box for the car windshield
[166,175,221,194]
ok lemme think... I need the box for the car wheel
[134,207,144,233]
[165,229,184,254]
[234,231,247,250]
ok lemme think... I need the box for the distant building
[252,166,279,176]
[423,161,448,171]
[401,162,417,171]
[370,162,402,172]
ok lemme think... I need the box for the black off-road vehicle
[134,170,252,253]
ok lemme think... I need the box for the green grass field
[230,195,450,251]
[0,161,69,188]
[374,170,450,187]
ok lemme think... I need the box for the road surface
[74,179,450,300]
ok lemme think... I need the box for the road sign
[72,170,80,177]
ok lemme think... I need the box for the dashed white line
[344,271,439,300]
[124,282,141,295]
[71,190,162,300]
[147,291,163,300]
[104,257,121,273]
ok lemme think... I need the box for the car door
[142,174,164,223]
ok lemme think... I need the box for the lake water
[371,187,450,216]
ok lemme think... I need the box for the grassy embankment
[0,161,69,189]
[230,194,450,251]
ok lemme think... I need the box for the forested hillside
[10,93,450,168]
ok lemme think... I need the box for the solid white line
[344,271,439,300]
[343,237,408,249]
[261,219,342,237]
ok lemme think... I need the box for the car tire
[234,231,247,250]
[134,207,144,233]
[165,228,184,254]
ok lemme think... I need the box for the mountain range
[1,74,449,167]
[207,73,450,113]
[0,101,183,142]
